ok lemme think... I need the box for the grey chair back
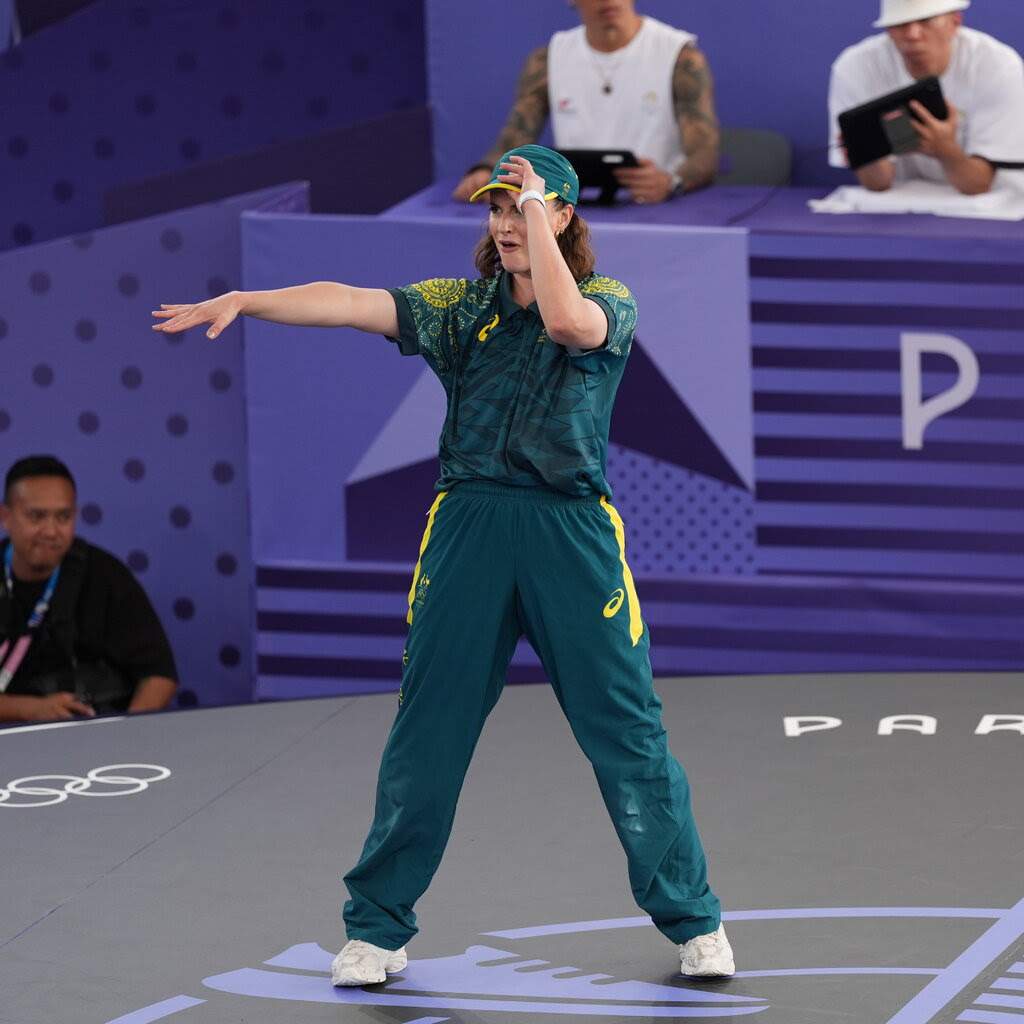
[717,127,793,186]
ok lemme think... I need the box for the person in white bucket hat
[874,0,970,29]
[828,0,1024,193]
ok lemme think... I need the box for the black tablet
[557,149,638,204]
[838,76,948,170]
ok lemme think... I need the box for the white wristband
[516,189,546,212]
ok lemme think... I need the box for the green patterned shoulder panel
[580,275,632,302]
[405,277,498,317]
[408,278,468,310]
[399,277,501,370]
[580,274,637,352]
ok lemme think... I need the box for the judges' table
[386,178,1024,235]
[381,179,780,228]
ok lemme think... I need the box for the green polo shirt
[387,270,637,498]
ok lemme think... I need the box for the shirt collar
[497,271,540,318]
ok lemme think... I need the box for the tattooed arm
[614,43,720,203]
[452,45,551,201]
[672,44,720,193]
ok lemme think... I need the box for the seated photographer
[828,0,1024,194]
[0,455,178,723]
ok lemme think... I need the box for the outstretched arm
[152,283,399,339]
[452,45,551,201]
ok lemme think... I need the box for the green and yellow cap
[469,144,579,205]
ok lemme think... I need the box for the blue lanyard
[3,544,61,629]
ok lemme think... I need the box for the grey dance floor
[2,671,1023,1024]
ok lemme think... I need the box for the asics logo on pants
[603,589,625,618]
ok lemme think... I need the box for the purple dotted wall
[606,446,755,576]
[0,181,309,707]
[0,0,425,249]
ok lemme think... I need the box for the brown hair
[473,199,596,282]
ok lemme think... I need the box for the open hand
[151,292,243,340]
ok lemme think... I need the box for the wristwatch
[667,168,684,198]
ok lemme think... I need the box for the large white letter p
[901,333,979,450]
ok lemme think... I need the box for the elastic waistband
[449,481,605,506]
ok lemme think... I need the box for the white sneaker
[331,939,408,986]
[678,924,736,977]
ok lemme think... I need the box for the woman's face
[487,189,563,276]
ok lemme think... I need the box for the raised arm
[503,157,607,351]
[152,282,399,339]
[452,45,551,202]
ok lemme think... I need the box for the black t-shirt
[0,537,178,710]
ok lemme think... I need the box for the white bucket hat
[874,0,970,28]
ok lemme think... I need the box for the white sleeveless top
[548,16,695,174]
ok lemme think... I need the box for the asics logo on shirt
[478,314,499,342]
[603,589,625,618]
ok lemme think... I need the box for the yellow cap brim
[469,182,559,203]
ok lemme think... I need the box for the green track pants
[343,482,721,949]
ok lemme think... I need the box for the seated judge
[828,0,1024,193]
[452,0,719,205]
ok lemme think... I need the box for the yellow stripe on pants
[407,491,448,624]
[600,497,643,647]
